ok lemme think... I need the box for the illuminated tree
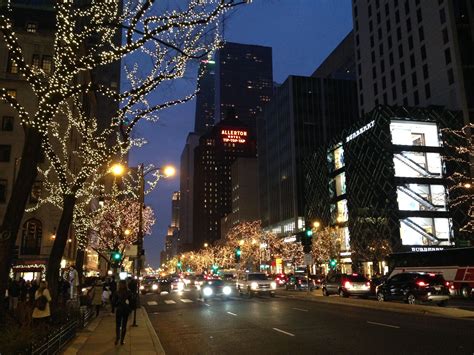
[0,0,247,304]
[441,124,473,236]
[89,199,155,266]
[311,226,341,268]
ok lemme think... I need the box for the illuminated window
[21,219,42,255]
[30,181,42,204]
[42,55,52,74]
[26,22,38,33]
[7,89,17,99]
[32,54,40,68]
[7,54,18,74]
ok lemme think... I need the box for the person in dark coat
[111,280,133,345]
[109,278,117,313]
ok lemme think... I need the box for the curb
[276,292,474,321]
[140,307,166,354]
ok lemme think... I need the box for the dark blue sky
[130,0,353,268]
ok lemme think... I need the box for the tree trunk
[75,248,85,286]
[46,194,76,302]
[0,127,43,315]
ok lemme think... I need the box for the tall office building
[352,0,473,123]
[194,60,216,134]
[193,114,257,249]
[215,42,273,133]
[178,132,200,252]
[258,75,359,235]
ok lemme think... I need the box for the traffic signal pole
[132,164,144,328]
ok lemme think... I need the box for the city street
[142,289,474,355]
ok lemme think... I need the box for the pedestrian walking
[109,278,117,313]
[32,281,52,326]
[111,280,133,345]
[8,278,20,311]
[89,279,103,316]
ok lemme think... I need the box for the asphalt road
[142,288,474,355]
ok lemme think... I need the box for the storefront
[12,259,47,281]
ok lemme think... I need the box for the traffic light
[301,225,313,253]
[329,259,337,269]
[177,260,182,269]
[211,264,219,273]
[111,251,121,268]
[235,246,242,263]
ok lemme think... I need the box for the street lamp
[124,229,131,236]
[313,221,321,229]
[110,163,126,177]
[204,243,208,248]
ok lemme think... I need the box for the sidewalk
[63,307,165,355]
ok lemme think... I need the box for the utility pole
[132,163,144,327]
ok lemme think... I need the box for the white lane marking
[367,321,400,329]
[227,312,237,316]
[181,298,193,303]
[147,301,158,306]
[292,308,308,312]
[204,303,211,307]
[164,300,176,304]
[273,328,295,337]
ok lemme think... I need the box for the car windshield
[206,280,224,286]
[248,274,268,281]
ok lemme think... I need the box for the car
[170,277,185,292]
[200,279,233,301]
[140,278,159,294]
[285,276,314,291]
[376,272,450,306]
[322,273,371,297]
[158,279,171,293]
[309,274,325,289]
[236,272,277,297]
[274,273,288,286]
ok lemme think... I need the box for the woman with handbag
[32,281,51,326]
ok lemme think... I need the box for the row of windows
[0,179,42,204]
[8,54,52,75]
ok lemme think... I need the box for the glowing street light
[124,229,131,236]
[464,182,472,189]
[204,243,208,248]
[163,165,176,178]
[239,239,244,246]
[313,221,321,229]
[110,163,125,176]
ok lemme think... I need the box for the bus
[387,247,474,298]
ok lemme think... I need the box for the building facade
[352,0,474,123]
[215,42,273,134]
[193,116,257,249]
[178,132,200,253]
[220,157,259,239]
[306,106,469,274]
[194,60,216,134]
[258,75,359,236]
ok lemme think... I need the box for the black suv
[286,276,314,291]
[376,272,450,306]
[322,273,371,297]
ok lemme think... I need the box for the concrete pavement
[63,307,165,355]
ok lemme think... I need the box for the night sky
[129,0,353,268]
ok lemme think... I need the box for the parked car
[322,273,371,297]
[309,275,325,289]
[274,273,288,286]
[200,279,233,301]
[236,272,277,297]
[376,272,450,306]
[286,276,314,291]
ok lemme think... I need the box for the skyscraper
[193,114,257,249]
[258,75,359,235]
[178,132,200,253]
[352,0,473,123]
[215,42,273,133]
[194,60,216,134]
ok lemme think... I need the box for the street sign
[304,253,313,266]
[124,245,138,257]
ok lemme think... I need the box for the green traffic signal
[305,229,313,237]
[177,261,182,268]
[329,259,337,268]
[236,248,242,256]
[212,264,218,271]
[112,251,121,261]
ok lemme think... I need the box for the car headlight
[223,286,232,295]
[177,281,184,291]
[203,287,213,297]
[152,284,158,290]
[271,282,277,289]
[251,282,258,290]
[139,285,145,290]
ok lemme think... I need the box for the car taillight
[417,281,429,287]
[298,280,302,284]
[344,281,352,289]
[317,279,321,282]
[366,282,370,287]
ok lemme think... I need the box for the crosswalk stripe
[147,301,158,306]
[180,298,193,303]
[164,300,176,304]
